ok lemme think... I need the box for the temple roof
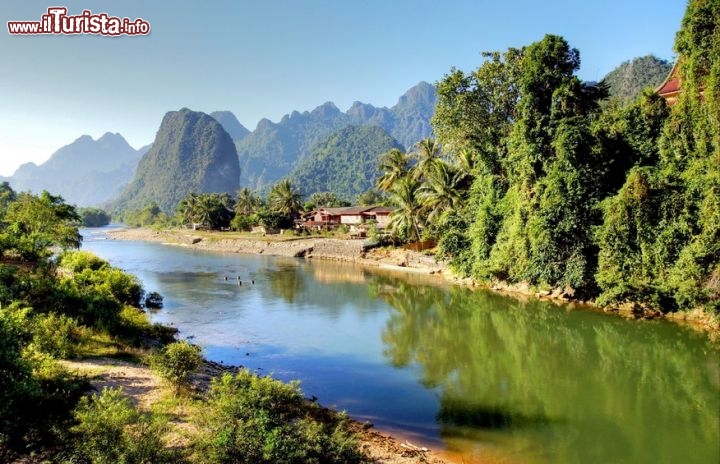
[656,62,681,104]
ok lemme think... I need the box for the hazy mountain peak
[8,131,142,206]
[209,111,250,141]
[311,101,341,117]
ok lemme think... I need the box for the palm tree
[388,177,422,242]
[418,160,467,225]
[376,148,410,192]
[177,192,200,228]
[235,187,262,215]
[269,179,303,216]
[411,138,441,181]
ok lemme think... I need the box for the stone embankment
[105,228,448,276]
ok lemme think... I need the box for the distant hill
[602,55,673,103]
[112,108,240,213]
[289,125,403,201]
[236,81,436,190]
[210,111,250,141]
[8,133,142,206]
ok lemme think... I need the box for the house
[295,205,396,235]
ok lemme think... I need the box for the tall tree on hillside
[269,179,303,216]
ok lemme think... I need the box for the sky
[0,0,687,177]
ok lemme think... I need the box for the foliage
[149,341,202,391]
[355,189,387,206]
[142,291,163,310]
[234,187,263,216]
[192,370,362,464]
[268,179,303,216]
[177,192,234,230]
[121,203,170,228]
[231,213,259,232]
[70,387,173,464]
[594,0,720,310]
[304,191,350,211]
[78,208,111,227]
[290,125,404,200]
[256,209,293,231]
[60,250,109,272]
[1,191,81,261]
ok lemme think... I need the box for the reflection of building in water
[312,262,367,284]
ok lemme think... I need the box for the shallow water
[82,227,720,464]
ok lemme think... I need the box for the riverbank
[104,227,719,336]
[59,357,455,464]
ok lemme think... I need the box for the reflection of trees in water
[377,282,720,464]
[260,262,308,304]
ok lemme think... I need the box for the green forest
[376,1,718,316]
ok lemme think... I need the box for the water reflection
[81,233,720,464]
[373,277,720,463]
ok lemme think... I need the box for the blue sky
[0,0,686,176]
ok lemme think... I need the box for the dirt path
[60,358,455,464]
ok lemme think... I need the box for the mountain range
[235,81,436,190]
[7,133,144,206]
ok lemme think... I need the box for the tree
[177,193,233,230]
[376,148,411,192]
[595,0,720,311]
[235,187,262,216]
[268,179,303,216]
[387,177,423,243]
[411,138,441,181]
[305,192,349,210]
[2,191,81,261]
[418,160,468,227]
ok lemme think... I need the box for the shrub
[30,312,84,358]
[70,387,172,464]
[193,370,363,464]
[230,214,258,232]
[150,341,202,392]
[59,251,109,273]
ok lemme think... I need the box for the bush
[231,214,258,232]
[70,387,173,464]
[30,312,84,359]
[193,370,363,464]
[59,251,109,273]
[150,341,202,391]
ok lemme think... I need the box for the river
[81,227,720,464]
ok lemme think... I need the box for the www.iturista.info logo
[7,7,150,36]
